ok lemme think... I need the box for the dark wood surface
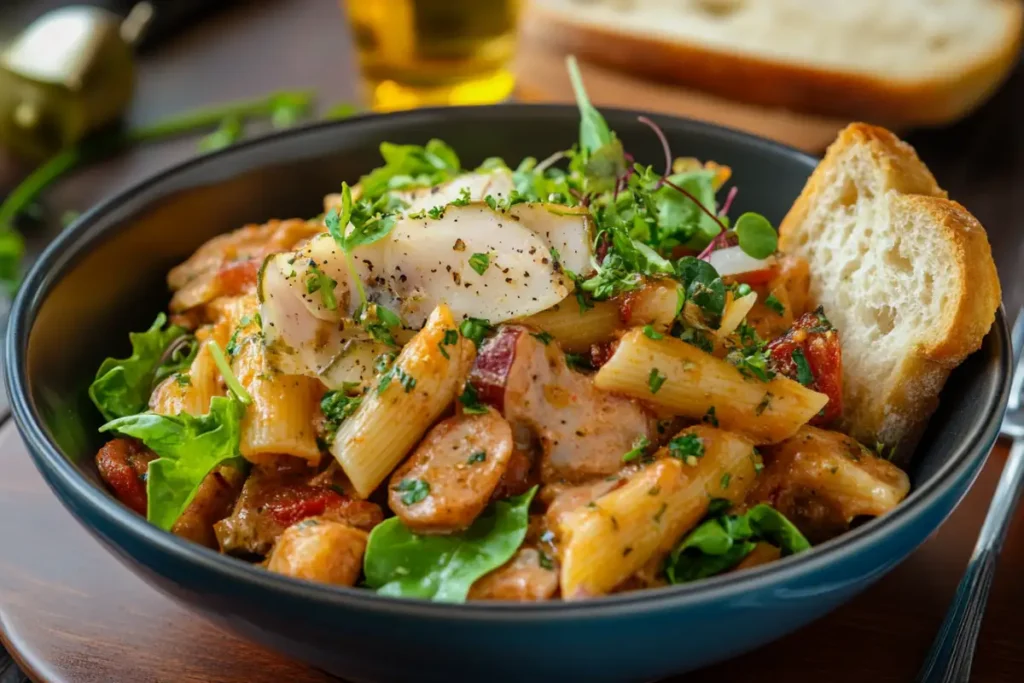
[2,0,1024,681]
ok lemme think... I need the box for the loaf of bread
[528,0,1022,126]
[779,123,1000,462]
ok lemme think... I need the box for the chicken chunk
[96,438,154,515]
[470,325,655,483]
[748,425,910,543]
[215,465,383,556]
[266,518,368,586]
[389,409,514,534]
[468,547,559,601]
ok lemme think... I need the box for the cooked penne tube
[331,304,475,498]
[517,298,620,352]
[623,280,680,331]
[594,329,829,444]
[717,292,757,340]
[149,341,222,417]
[558,425,760,599]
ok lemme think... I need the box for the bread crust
[527,2,1022,126]
[779,123,1001,462]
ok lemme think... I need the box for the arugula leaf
[359,139,461,202]
[363,487,537,602]
[665,503,810,583]
[676,256,726,325]
[89,314,190,422]
[100,395,247,530]
[734,212,778,259]
[566,55,614,155]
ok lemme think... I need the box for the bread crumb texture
[780,123,1000,461]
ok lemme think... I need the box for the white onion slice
[707,246,775,278]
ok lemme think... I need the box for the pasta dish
[88,62,916,601]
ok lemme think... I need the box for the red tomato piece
[95,438,156,515]
[262,485,349,528]
[766,309,843,425]
[214,258,260,297]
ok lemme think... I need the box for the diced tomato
[262,485,348,528]
[766,309,843,425]
[589,340,618,369]
[214,258,260,297]
[95,438,156,515]
[727,266,777,287]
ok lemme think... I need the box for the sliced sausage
[389,409,514,534]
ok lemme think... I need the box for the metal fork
[916,307,1024,683]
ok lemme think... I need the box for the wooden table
[1,1,1024,681]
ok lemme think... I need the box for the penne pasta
[622,280,681,332]
[330,304,475,498]
[558,426,760,598]
[717,292,757,340]
[517,298,620,353]
[149,341,223,416]
[594,329,828,444]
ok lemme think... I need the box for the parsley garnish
[437,328,459,359]
[755,392,773,416]
[538,550,555,570]
[467,451,487,464]
[175,373,191,387]
[469,252,490,275]
[320,384,362,444]
[648,368,667,394]
[668,433,704,462]
[720,473,732,489]
[458,383,489,415]
[792,348,814,386]
[703,406,719,427]
[394,478,430,506]
[531,330,554,345]
[764,294,785,316]
[305,262,338,311]
[621,435,651,463]
[642,325,664,340]
[378,365,416,395]
[459,317,493,348]
[565,352,594,371]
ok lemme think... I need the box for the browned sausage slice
[389,409,514,534]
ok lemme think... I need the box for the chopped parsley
[703,406,719,427]
[764,293,785,316]
[467,450,487,464]
[437,328,459,359]
[531,330,554,345]
[538,550,555,570]
[458,383,489,415]
[468,252,490,275]
[668,433,704,463]
[565,352,594,371]
[720,473,732,489]
[755,392,774,416]
[642,324,664,340]
[320,384,363,444]
[648,368,667,394]
[791,348,814,386]
[174,373,191,387]
[305,262,337,311]
[378,365,416,395]
[459,317,493,348]
[394,478,430,506]
[621,435,651,463]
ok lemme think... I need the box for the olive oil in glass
[344,0,521,112]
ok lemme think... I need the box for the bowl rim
[5,103,1012,620]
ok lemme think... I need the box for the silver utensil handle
[916,438,1024,683]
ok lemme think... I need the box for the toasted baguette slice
[528,0,1022,126]
[779,124,1000,462]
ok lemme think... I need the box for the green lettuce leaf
[359,139,461,202]
[364,487,537,602]
[88,314,192,422]
[99,396,246,531]
[665,503,810,584]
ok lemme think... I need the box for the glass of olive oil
[344,0,522,112]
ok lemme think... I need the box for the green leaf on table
[100,395,247,530]
[665,503,810,584]
[323,102,361,120]
[89,314,192,422]
[197,115,243,152]
[363,487,537,602]
[0,228,25,292]
[359,139,461,202]
[734,212,777,259]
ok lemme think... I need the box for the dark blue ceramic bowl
[5,106,1011,683]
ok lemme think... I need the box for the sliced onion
[707,246,775,278]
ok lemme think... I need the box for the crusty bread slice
[527,0,1022,126]
[779,123,1000,463]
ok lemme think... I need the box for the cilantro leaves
[359,139,461,202]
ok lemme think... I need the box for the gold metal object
[0,6,139,161]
